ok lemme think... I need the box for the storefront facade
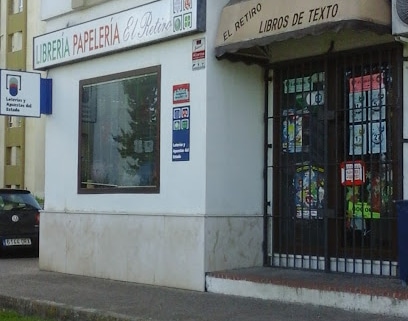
[36,0,407,291]
[216,0,407,277]
[36,0,264,291]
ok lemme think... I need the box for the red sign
[173,83,190,104]
[349,73,383,92]
[340,161,366,186]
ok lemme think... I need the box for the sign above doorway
[215,0,391,59]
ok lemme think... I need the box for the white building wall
[43,39,207,214]
[205,54,264,215]
[40,0,72,20]
[25,0,46,199]
[41,34,209,290]
[41,0,162,27]
[203,0,264,271]
[39,0,265,291]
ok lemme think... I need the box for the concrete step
[205,267,408,318]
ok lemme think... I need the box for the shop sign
[173,83,190,104]
[33,0,206,70]
[215,0,390,56]
[192,37,206,70]
[340,160,365,186]
[0,70,41,118]
[172,106,190,161]
[348,201,380,219]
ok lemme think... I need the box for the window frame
[77,65,161,194]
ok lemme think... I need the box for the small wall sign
[172,106,190,161]
[0,70,41,118]
[192,38,206,70]
[173,83,190,104]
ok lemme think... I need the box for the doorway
[268,44,403,275]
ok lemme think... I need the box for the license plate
[3,238,32,246]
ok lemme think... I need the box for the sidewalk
[0,257,407,321]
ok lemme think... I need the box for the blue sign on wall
[172,106,190,161]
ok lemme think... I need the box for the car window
[0,193,41,211]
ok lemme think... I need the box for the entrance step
[205,267,408,318]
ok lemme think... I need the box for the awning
[215,0,391,61]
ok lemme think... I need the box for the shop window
[78,66,160,194]
[270,45,402,274]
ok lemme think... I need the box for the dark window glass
[79,66,160,193]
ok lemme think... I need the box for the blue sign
[172,106,190,161]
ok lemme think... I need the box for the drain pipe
[263,66,272,266]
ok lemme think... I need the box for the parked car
[0,189,41,256]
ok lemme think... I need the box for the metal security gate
[268,44,403,276]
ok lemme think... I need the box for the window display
[79,66,160,193]
[281,72,325,220]
[345,71,392,233]
[294,165,324,219]
[273,46,401,270]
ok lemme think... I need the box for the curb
[0,295,144,321]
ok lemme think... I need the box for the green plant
[0,309,53,321]
[35,196,44,208]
